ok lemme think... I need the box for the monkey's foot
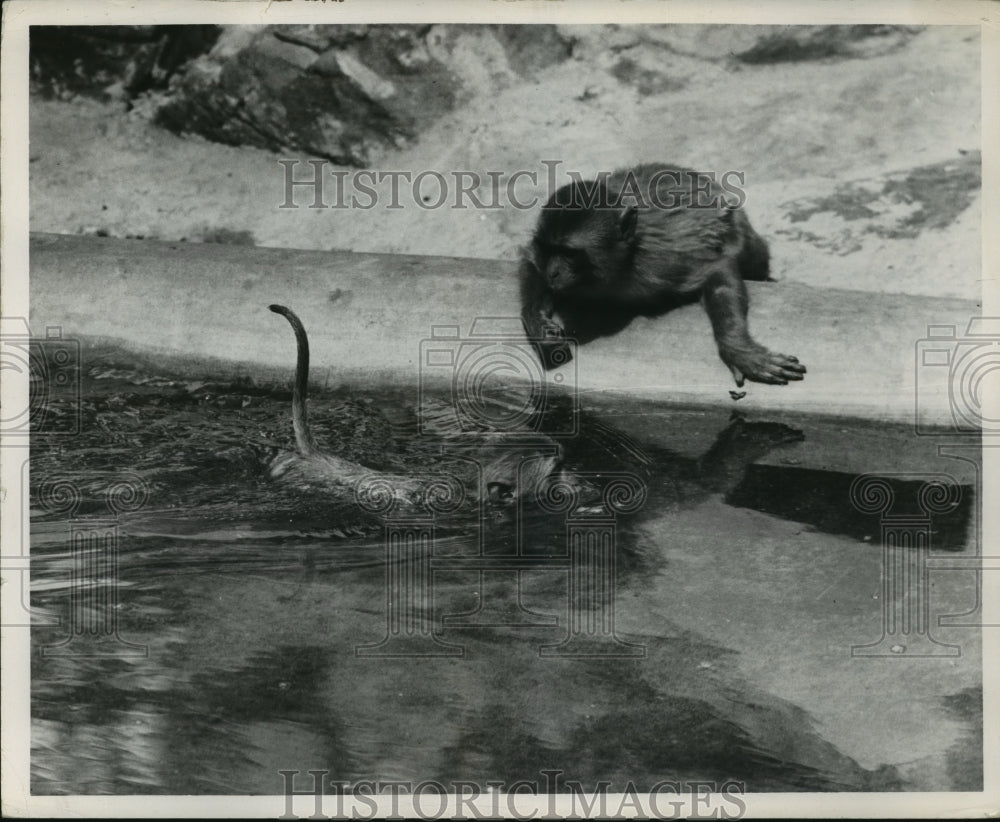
[723,344,806,387]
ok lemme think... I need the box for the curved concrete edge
[25,232,981,428]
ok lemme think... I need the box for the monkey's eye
[549,250,591,279]
[567,249,593,274]
[541,244,589,265]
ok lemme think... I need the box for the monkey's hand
[721,343,806,387]
[522,315,574,371]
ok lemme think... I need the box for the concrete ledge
[27,233,979,425]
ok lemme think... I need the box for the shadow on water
[28,344,975,794]
[728,466,973,551]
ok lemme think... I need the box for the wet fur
[268,305,561,509]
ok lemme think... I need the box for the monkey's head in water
[477,435,565,510]
[528,181,638,298]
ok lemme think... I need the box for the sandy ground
[28,25,981,300]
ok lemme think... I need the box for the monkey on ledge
[519,163,807,388]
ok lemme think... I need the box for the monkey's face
[532,241,636,297]
[537,247,592,293]
[477,437,565,517]
[532,199,639,297]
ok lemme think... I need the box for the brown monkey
[268,304,393,493]
[520,164,806,387]
[268,304,563,508]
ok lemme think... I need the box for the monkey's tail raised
[269,304,319,456]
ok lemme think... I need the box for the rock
[252,33,318,72]
[313,50,396,100]
[33,23,576,164]
[30,25,220,100]
[151,24,574,166]
[273,25,369,53]
[751,151,981,300]
[153,33,400,165]
[734,25,921,64]
[778,152,981,247]
[153,26,446,164]
[561,24,920,70]
[493,24,573,76]
[609,57,686,96]
[641,25,767,58]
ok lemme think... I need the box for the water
[28,344,980,794]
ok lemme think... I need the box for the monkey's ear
[618,206,638,241]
